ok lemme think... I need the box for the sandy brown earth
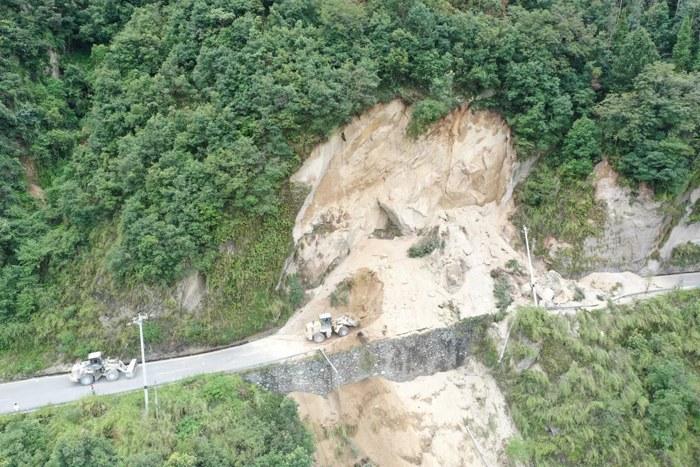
[278,101,523,466]
[280,100,673,467]
[280,100,531,343]
[291,359,516,467]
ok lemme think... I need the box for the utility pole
[154,378,159,419]
[523,226,538,306]
[132,313,149,415]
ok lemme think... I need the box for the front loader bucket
[124,359,137,378]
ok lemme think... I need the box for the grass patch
[490,269,513,312]
[514,163,606,276]
[505,259,524,275]
[688,199,700,224]
[0,374,313,465]
[670,242,700,267]
[330,278,353,308]
[493,291,700,466]
[190,189,302,346]
[407,227,442,258]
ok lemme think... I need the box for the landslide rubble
[276,100,676,466]
[291,360,515,467]
[281,100,529,341]
[276,100,526,466]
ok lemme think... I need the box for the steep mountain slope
[280,100,528,342]
[277,96,699,466]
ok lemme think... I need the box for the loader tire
[79,374,94,386]
[105,369,120,382]
[337,325,349,337]
[312,332,326,343]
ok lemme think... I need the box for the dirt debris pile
[282,100,529,342]
[277,100,676,466]
[291,360,515,467]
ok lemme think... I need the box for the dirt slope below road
[291,359,516,467]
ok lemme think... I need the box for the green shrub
[497,291,700,466]
[688,199,700,224]
[490,270,513,312]
[670,242,700,267]
[408,229,442,258]
[0,375,313,466]
[505,259,524,275]
[330,278,353,308]
[407,98,452,137]
[286,274,306,310]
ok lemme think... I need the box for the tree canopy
[1,0,699,375]
[0,375,313,466]
[501,290,700,466]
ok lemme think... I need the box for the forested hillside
[0,374,313,466]
[499,290,700,466]
[2,0,699,377]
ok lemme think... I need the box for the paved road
[649,271,700,290]
[0,335,310,414]
[1,271,698,415]
[546,271,700,312]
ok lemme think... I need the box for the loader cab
[319,313,333,328]
[87,351,103,369]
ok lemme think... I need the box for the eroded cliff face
[281,100,529,344]
[276,101,523,466]
[579,161,700,274]
[289,100,516,288]
[583,161,665,272]
[657,187,700,269]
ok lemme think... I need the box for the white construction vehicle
[305,313,359,343]
[69,352,137,385]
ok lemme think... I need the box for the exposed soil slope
[281,100,529,344]
[291,360,516,467]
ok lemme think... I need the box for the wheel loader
[305,313,358,343]
[69,352,137,385]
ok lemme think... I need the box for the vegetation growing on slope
[0,374,313,466]
[670,242,700,268]
[3,0,700,376]
[690,198,700,224]
[514,163,606,275]
[498,290,700,466]
[407,227,442,258]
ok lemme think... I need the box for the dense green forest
[2,0,700,377]
[0,374,313,466]
[499,290,700,466]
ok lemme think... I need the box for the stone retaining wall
[243,316,492,395]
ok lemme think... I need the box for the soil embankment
[246,317,516,466]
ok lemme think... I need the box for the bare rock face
[583,161,664,272]
[535,270,576,305]
[657,187,700,270]
[292,231,351,288]
[289,100,514,286]
[176,271,206,312]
